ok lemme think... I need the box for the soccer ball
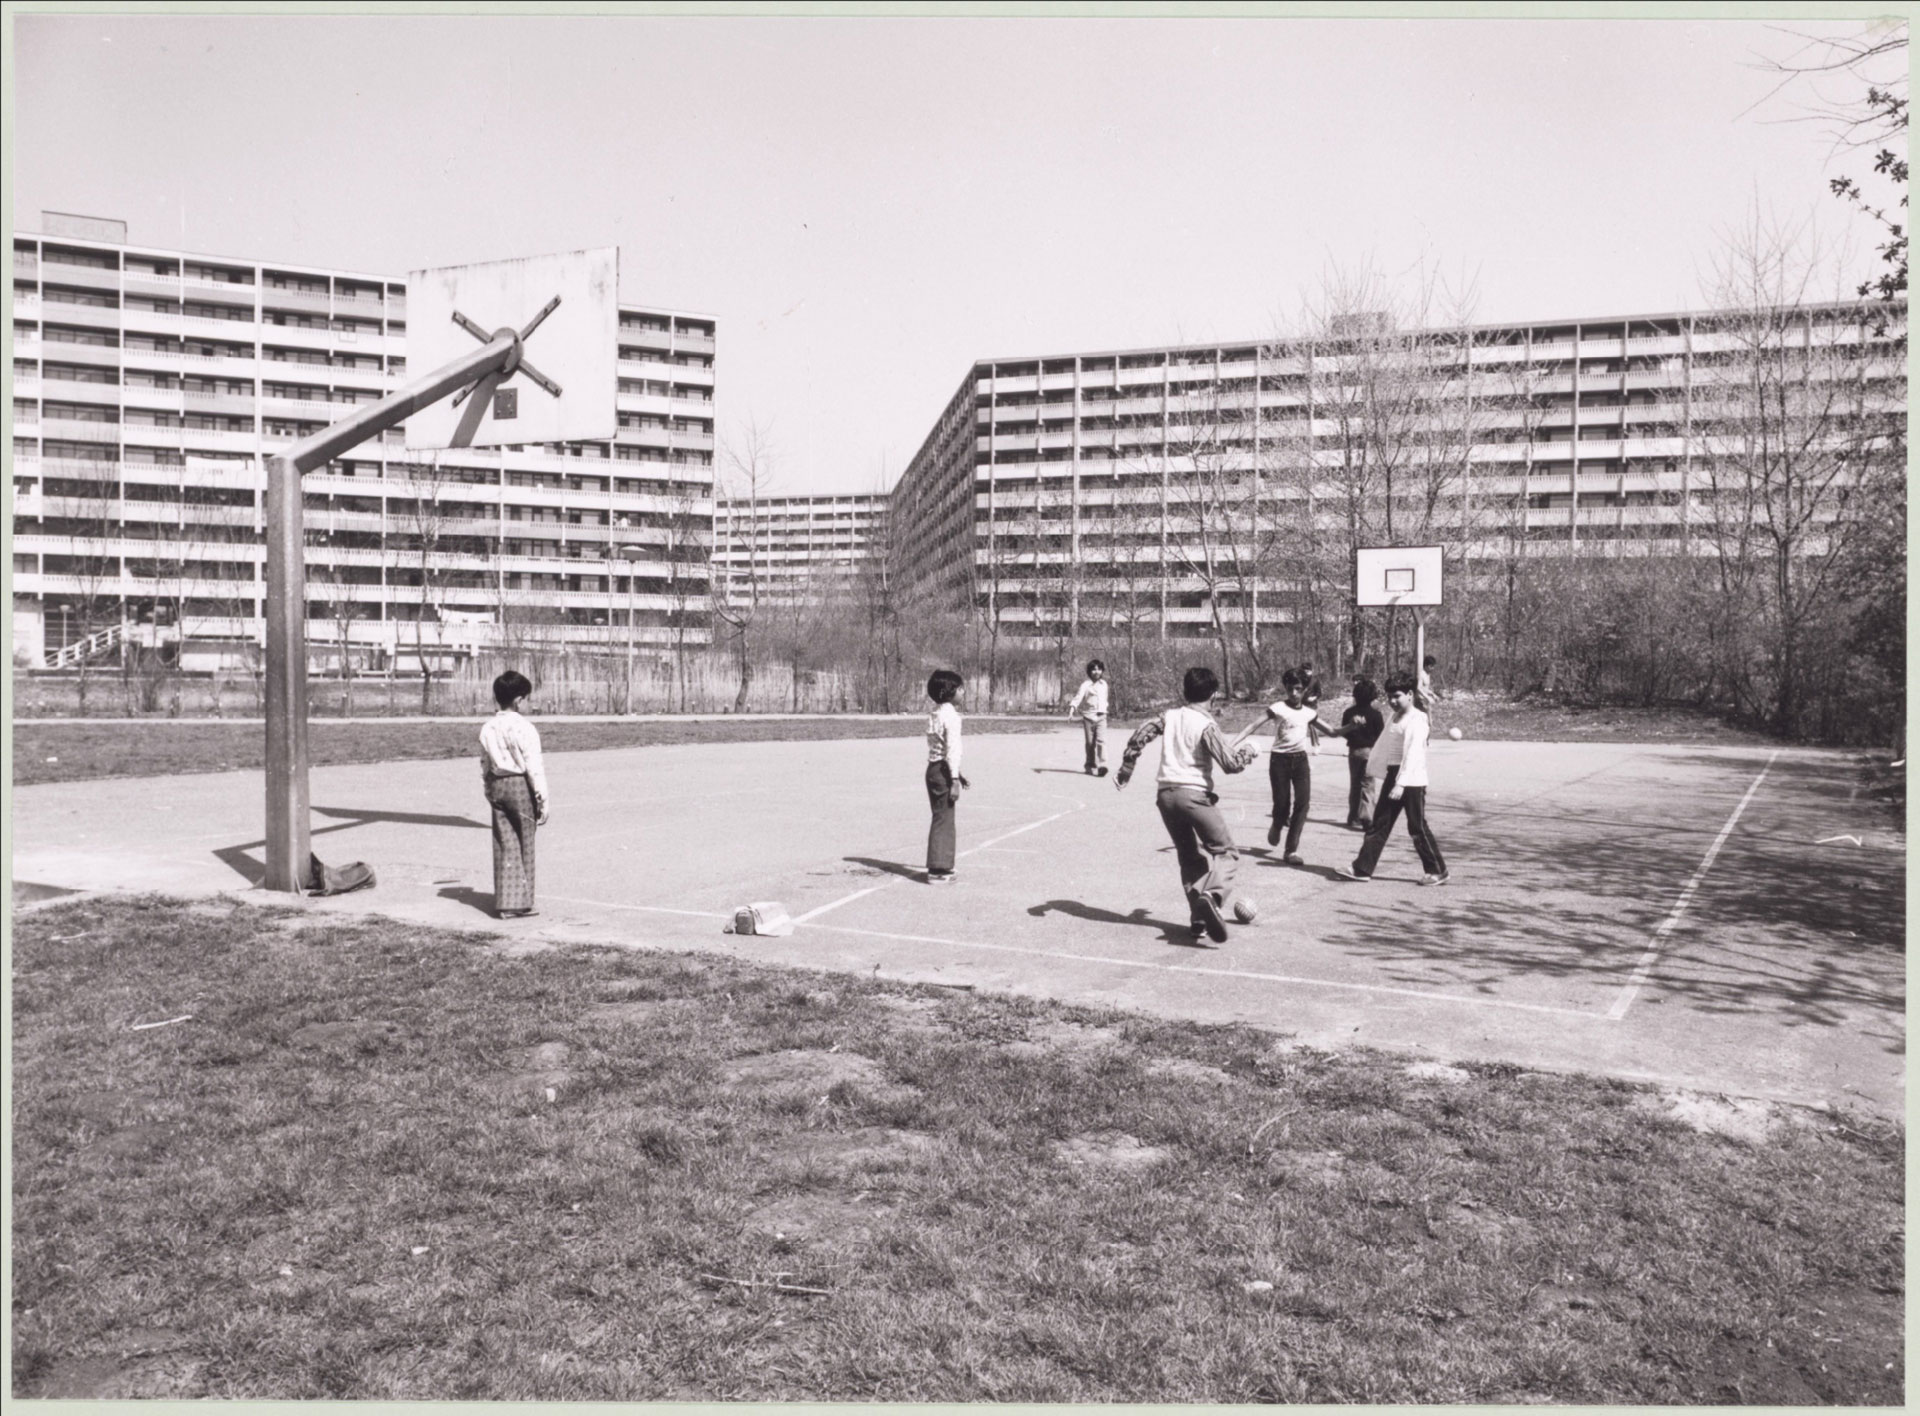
[1447,727,1463,741]
[1233,895,1259,924]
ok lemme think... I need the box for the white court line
[549,802,1091,929]
[963,804,1087,856]
[792,886,887,924]
[1606,749,1780,1022]
[797,920,1591,1018]
[784,802,1088,926]
[542,895,729,920]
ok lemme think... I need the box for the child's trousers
[1155,785,1239,913]
[1268,750,1311,853]
[925,760,958,873]
[1347,752,1380,827]
[485,772,538,913]
[1352,767,1445,878]
[1081,716,1106,773]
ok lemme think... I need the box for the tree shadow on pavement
[1312,751,1903,1044]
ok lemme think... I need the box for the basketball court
[12,726,1904,1118]
[23,244,1896,1120]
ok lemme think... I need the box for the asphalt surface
[11,729,1905,1118]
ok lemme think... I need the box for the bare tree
[55,514,124,715]
[124,462,228,714]
[314,548,363,717]
[763,562,838,713]
[658,475,711,713]
[849,528,905,712]
[1760,23,1908,300]
[202,462,269,713]
[712,418,776,711]
[1471,333,1561,691]
[1147,359,1260,698]
[388,450,455,712]
[975,470,1049,710]
[1695,211,1906,734]
[1264,263,1483,680]
[1059,452,1174,688]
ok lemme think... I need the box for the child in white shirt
[925,669,969,882]
[1338,670,1448,885]
[1233,668,1338,865]
[1066,658,1111,776]
[478,669,549,918]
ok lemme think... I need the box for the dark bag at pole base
[306,853,378,897]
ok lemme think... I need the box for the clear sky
[11,11,1901,494]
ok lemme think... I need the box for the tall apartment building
[711,491,889,607]
[887,304,1906,640]
[10,224,717,672]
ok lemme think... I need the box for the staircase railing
[47,620,130,670]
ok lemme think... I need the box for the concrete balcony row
[119,307,265,340]
[120,273,186,301]
[122,348,274,378]
[616,389,677,415]
[258,286,336,315]
[12,573,263,604]
[183,390,264,417]
[35,300,125,332]
[36,258,122,291]
[617,354,714,385]
[34,417,125,444]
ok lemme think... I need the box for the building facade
[887,303,1906,641]
[10,227,717,672]
[711,491,889,607]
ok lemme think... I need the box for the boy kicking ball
[1337,670,1449,886]
[1115,666,1259,943]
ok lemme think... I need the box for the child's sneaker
[1284,853,1305,866]
[1266,821,1282,847]
[1194,890,1229,943]
[1096,766,1109,777]
[1334,865,1370,882]
[1417,872,1450,887]
[927,870,955,884]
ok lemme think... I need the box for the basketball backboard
[405,247,618,450]
[1355,545,1443,607]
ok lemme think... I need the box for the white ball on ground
[1233,896,1259,923]
[1447,727,1463,741]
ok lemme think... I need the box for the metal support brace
[262,332,519,892]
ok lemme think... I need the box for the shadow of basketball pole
[216,806,489,886]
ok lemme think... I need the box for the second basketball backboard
[1355,545,1444,607]
[405,247,619,450]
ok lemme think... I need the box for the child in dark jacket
[1333,677,1385,829]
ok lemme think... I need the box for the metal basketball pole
[262,330,525,892]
